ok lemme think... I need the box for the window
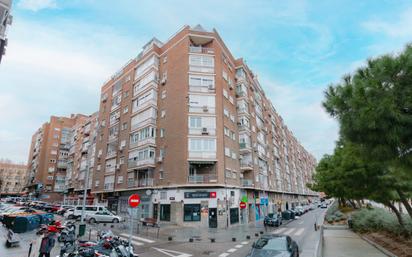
[230,114,235,123]
[189,138,216,152]
[230,131,236,140]
[47,176,54,180]
[117,176,124,184]
[161,110,166,118]
[121,122,128,130]
[184,204,201,222]
[188,75,214,92]
[223,89,228,99]
[163,56,167,63]
[224,127,230,136]
[159,170,164,179]
[123,106,129,114]
[104,175,115,190]
[229,96,234,104]
[135,55,159,79]
[130,126,156,144]
[124,91,129,98]
[225,147,230,157]
[53,134,59,139]
[160,128,165,138]
[225,169,231,178]
[189,55,214,69]
[119,157,125,165]
[222,70,228,81]
[223,108,229,117]
[231,151,237,159]
[112,81,122,96]
[161,90,166,99]
[50,150,57,155]
[189,117,201,128]
[160,204,171,221]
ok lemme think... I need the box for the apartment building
[64,112,99,205]
[0,0,13,64]
[26,114,89,202]
[0,160,27,196]
[91,25,317,229]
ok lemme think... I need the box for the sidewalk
[323,228,387,257]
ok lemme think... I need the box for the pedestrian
[38,226,57,257]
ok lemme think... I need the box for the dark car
[247,234,299,257]
[264,213,283,227]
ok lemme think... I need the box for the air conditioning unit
[115,164,121,170]
[157,156,163,162]
[202,106,209,112]
[201,127,209,135]
[161,76,167,85]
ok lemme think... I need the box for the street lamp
[79,141,92,237]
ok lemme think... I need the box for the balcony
[189,46,214,54]
[132,98,157,114]
[131,117,156,132]
[188,105,216,114]
[128,158,156,169]
[104,183,114,191]
[237,107,249,115]
[134,81,158,98]
[188,151,216,160]
[108,134,119,143]
[189,85,215,93]
[238,124,250,132]
[240,160,253,170]
[129,137,156,149]
[138,178,154,187]
[106,151,117,159]
[241,179,254,187]
[239,143,252,153]
[188,174,217,184]
[188,127,216,136]
[236,90,248,98]
[57,161,68,169]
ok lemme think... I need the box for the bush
[326,216,334,223]
[351,207,412,237]
[335,211,344,218]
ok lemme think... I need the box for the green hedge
[351,208,412,237]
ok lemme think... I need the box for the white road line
[227,248,237,253]
[219,253,230,257]
[294,228,305,236]
[241,241,249,245]
[273,227,287,233]
[119,237,144,246]
[283,228,295,235]
[152,247,192,257]
[120,233,155,243]
[235,244,243,248]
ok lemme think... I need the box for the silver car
[86,210,123,223]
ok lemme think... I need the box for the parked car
[57,205,74,215]
[63,208,75,219]
[264,213,283,227]
[86,210,122,223]
[320,203,327,208]
[247,234,299,257]
[290,208,300,217]
[66,205,109,219]
[294,206,304,215]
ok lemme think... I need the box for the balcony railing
[240,160,253,169]
[239,142,251,149]
[106,151,117,159]
[241,179,254,187]
[189,46,214,54]
[129,137,156,149]
[189,85,215,93]
[188,174,218,184]
[188,151,216,160]
[128,158,156,169]
[131,118,156,131]
[188,105,216,114]
[57,162,67,169]
[188,127,216,136]
[237,107,249,115]
[238,124,250,131]
[138,178,154,187]
[236,90,247,98]
[133,81,158,98]
[132,98,157,114]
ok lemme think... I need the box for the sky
[1,0,412,163]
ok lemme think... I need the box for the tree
[323,44,412,219]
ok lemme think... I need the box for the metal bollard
[211,238,215,243]
[246,235,251,240]
[314,223,317,231]
[255,233,259,237]
[232,237,236,242]
[189,238,194,242]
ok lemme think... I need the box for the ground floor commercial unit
[92,187,318,229]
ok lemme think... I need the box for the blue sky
[1,0,412,163]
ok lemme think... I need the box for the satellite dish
[146,189,152,196]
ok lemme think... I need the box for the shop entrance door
[209,208,217,228]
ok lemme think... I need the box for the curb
[361,235,398,257]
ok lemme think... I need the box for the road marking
[294,228,305,236]
[283,228,295,235]
[152,247,192,257]
[219,254,230,257]
[273,227,287,233]
[235,244,243,248]
[241,241,249,245]
[227,248,237,253]
[119,236,144,246]
[120,233,155,243]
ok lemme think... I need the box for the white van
[66,205,109,219]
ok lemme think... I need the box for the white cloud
[362,8,412,38]
[18,0,57,11]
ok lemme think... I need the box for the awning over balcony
[188,160,216,165]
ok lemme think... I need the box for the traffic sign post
[128,194,141,256]
[240,202,247,209]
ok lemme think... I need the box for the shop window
[160,204,171,221]
[230,208,239,224]
[184,204,201,222]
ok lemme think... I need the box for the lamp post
[79,142,91,237]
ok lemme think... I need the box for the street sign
[128,194,141,208]
[240,202,247,209]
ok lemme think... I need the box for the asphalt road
[134,207,327,257]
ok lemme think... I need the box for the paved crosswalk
[119,233,156,247]
[272,227,306,236]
